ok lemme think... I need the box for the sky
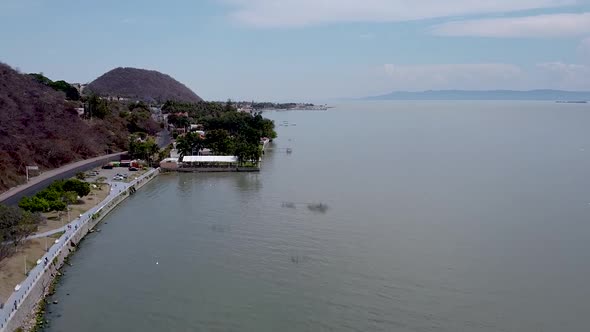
[1,0,590,101]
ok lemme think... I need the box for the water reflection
[235,173,262,192]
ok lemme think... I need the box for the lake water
[44,101,590,331]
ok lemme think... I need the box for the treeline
[19,179,91,212]
[85,97,161,135]
[29,73,80,101]
[162,100,229,117]
[171,100,276,163]
[127,134,160,165]
[239,102,315,110]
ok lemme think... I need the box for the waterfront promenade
[0,169,158,331]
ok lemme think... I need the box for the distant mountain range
[86,67,202,103]
[363,90,590,101]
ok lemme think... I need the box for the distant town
[235,101,329,112]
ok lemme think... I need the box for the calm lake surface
[45,101,590,331]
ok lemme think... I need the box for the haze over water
[45,101,590,331]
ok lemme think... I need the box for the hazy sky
[1,0,590,101]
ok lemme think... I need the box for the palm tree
[176,137,191,161]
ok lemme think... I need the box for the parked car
[102,165,113,169]
[113,176,123,181]
[129,167,138,171]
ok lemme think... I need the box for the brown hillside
[0,63,130,192]
[86,67,202,103]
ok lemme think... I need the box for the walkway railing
[0,168,159,331]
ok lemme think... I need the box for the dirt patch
[36,184,110,234]
[0,184,110,305]
[0,238,51,304]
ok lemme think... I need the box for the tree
[167,114,191,129]
[225,99,234,113]
[235,140,261,165]
[28,74,80,100]
[176,132,205,159]
[63,179,91,197]
[62,191,79,205]
[204,129,234,155]
[128,101,150,112]
[0,204,43,260]
[86,94,109,119]
[128,135,160,165]
[18,196,50,213]
[51,80,80,100]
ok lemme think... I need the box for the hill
[28,73,81,101]
[86,67,202,103]
[0,63,157,192]
[364,90,590,101]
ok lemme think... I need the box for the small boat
[307,203,329,213]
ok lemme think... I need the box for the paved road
[157,128,172,148]
[0,152,125,206]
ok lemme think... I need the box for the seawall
[0,169,160,332]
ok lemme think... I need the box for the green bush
[18,179,90,213]
[19,196,50,212]
[63,179,91,197]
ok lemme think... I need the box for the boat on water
[307,203,328,213]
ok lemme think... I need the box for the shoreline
[0,169,160,332]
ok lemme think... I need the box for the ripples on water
[44,102,590,332]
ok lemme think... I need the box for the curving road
[0,152,125,206]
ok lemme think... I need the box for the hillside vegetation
[0,63,159,192]
[28,73,80,100]
[86,67,202,103]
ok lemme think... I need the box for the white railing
[0,168,159,331]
